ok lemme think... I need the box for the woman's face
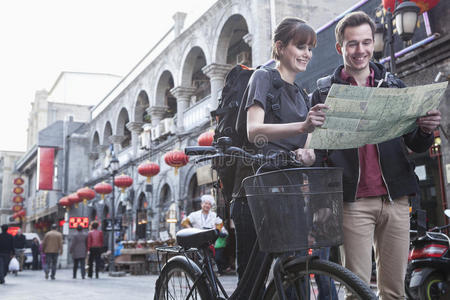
[278,40,313,74]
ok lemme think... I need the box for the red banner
[38,147,55,190]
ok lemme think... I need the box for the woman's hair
[91,221,99,229]
[272,17,317,60]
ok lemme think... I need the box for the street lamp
[373,0,421,73]
[105,154,119,275]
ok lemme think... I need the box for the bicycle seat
[176,228,218,249]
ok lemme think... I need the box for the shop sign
[69,217,89,229]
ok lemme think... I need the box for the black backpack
[210,64,284,203]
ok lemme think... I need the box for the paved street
[0,268,239,300]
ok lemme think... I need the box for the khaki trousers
[341,196,409,300]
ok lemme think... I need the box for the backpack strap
[265,68,284,121]
[316,75,332,103]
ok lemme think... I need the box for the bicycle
[154,137,376,299]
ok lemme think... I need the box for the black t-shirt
[232,68,310,197]
[245,68,309,154]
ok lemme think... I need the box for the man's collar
[340,67,375,86]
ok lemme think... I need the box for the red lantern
[94,182,112,199]
[14,178,25,185]
[164,150,189,175]
[138,161,160,183]
[59,196,71,210]
[68,193,81,208]
[114,174,133,193]
[13,187,24,194]
[382,0,440,13]
[77,187,96,205]
[12,205,23,212]
[198,131,215,146]
[13,196,24,203]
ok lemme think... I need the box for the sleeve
[245,69,272,112]
[403,127,434,153]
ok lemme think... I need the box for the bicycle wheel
[155,256,212,300]
[263,259,376,300]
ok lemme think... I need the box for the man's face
[201,201,212,213]
[336,23,374,73]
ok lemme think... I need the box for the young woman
[231,17,329,298]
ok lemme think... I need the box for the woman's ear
[275,40,284,57]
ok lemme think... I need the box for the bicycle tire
[263,259,376,300]
[154,256,212,300]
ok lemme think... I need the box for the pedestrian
[0,224,15,284]
[31,237,40,270]
[311,11,441,299]
[39,241,46,271]
[87,221,103,278]
[214,226,231,275]
[13,228,26,271]
[70,225,88,279]
[181,194,223,230]
[42,224,63,280]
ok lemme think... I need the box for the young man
[311,11,441,299]
[42,224,63,280]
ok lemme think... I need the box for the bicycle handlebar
[184,137,303,168]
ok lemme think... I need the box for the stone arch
[154,70,176,118]
[91,131,100,152]
[158,183,172,231]
[115,108,131,149]
[215,14,251,65]
[180,46,211,103]
[136,191,148,239]
[134,90,150,123]
[102,121,113,145]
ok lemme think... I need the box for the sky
[0,0,216,152]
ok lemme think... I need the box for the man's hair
[77,225,83,231]
[1,224,8,232]
[51,224,57,230]
[91,221,99,229]
[335,11,375,46]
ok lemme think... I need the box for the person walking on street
[70,225,88,279]
[13,228,26,271]
[311,11,441,299]
[42,224,63,280]
[31,237,40,270]
[87,221,103,278]
[0,224,14,284]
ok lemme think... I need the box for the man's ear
[336,42,342,55]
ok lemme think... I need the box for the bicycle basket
[242,167,343,253]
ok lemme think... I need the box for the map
[309,81,448,149]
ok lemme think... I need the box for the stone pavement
[0,268,239,300]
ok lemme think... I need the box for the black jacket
[311,62,433,202]
[0,232,15,255]
[13,234,26,249]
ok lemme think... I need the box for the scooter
[406,209,450,299]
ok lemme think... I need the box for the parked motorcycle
[406,209,450,299]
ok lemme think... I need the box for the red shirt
[87,229,104,249]
[340,68,388,198]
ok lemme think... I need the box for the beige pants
[342,196,410,300]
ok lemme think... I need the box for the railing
[183,95,213,131]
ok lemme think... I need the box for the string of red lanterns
[94,182,112,199]
[77,187,96,205]
[114,174,133,193]
[164,150,189,175]
[138,161,160,183]
[198,131,215,146]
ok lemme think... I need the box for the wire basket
[242,167,343,253]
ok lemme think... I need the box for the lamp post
[373,0,421,73]
[106,155,119,275]
[141,123,154,239]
